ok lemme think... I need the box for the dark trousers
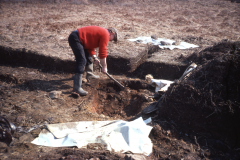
[68,31,92,74]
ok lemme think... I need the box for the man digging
[68,26,118,96]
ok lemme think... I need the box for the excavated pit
[0,45,177,120]
[0,47,163,121]
[89,79,155,119]
[0,69,156,120]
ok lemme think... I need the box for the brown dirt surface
[154,41,240,159]
[1,0,240,160]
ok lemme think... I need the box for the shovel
[99,64,125,90]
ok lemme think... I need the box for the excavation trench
[0,69,156,120]
[0,45,187,80]
[0,45,179,119]
[89,79,155,119]
[0,46,164,120]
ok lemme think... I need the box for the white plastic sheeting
[128,36,199,50]
[150,79,174,93]
[32,117,153,156]
[148,63,197,93]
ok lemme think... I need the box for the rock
[160,41,172,46]
[49,91,62,99]
[99,114,105,118]
[145,74,153,83]
[82,77,87,83]
[151,35,157,40]
[147,97,154,102]
[136,40,143,43]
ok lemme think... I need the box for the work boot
[85,63,100,81]
[73,73,88,96]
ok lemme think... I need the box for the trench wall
[0,46,187,80]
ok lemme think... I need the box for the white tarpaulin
[150,79,174,93]
[148,63,197,93]
[31,117,153,156]
[128,36,199,50]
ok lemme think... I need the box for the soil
[1,0,240,160]
[154,41,240,160]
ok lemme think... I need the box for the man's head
[108,27,118,42]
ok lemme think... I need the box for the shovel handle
[99,64,125,89]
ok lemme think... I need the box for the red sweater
[77,26,110,59]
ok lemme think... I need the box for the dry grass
[0,0,240,60]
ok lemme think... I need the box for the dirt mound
[187,40,240,64]
[154,41,240,159]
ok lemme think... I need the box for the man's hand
[92,56,100,65]
[93,58,100,65]
[100,58,108,74]
[101,65,108,74]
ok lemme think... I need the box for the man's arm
[100,58,107,74]
[97,36,108,74]
[92,55,107,74]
